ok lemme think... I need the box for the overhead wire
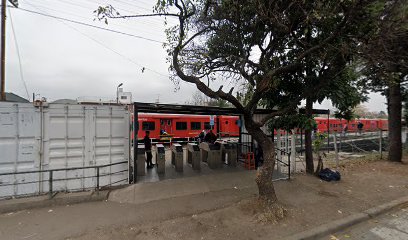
[9,5,164,44]
[13,2,170,78]
[50,0,167,26]
[22,0,167,39]
[8,8,30,100]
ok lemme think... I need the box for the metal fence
[0,161,128,200]
[239,132,291,180]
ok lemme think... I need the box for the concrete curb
[284,195,408,240]
[0,190,109,214]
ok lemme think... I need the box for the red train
[133,113,388,141]
[135,113,240,141]
[314,117,388,133]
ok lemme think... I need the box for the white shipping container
[0,103,130,198]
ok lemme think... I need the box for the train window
[176,122,187,130]
[225,121,229,125]
[330,124,333,127]
[142,122,155,131]
[191,122,201,130]
[167,120,171,126]
[204,122,211,130]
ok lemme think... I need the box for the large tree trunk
[305,97,314,174]
[387,81,402,162]
[245,116,277,203]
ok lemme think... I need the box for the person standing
[357,121,364,135]
[204,129,217,144]
[342,124,348,137]
[144,131,153,169]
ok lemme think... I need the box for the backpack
[318,168,341,182]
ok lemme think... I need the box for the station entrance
[131,102,329,184]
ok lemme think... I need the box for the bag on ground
[318,168,341,182]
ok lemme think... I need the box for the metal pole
[379,129,383,159]
[96,167,100,194]
[0,0,6,101]
[288,152,291,180]
[300,129,303,156]
[327,110,330,153]
[333,132,339,169]
[48,170,53,199]
[133,103,138,183]
[291,130,296,173]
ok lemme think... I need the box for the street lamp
[116,83,123,104]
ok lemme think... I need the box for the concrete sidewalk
[0,170,257,214]
[109,170,257,205]
[0,190,109,214]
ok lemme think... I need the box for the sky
[4,0,387,112]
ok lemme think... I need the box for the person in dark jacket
[143,131,153,168]
[204,129,217,144]
[357,121,364,135]
[198,130,205,143]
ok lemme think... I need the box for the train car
[314,117,388,133]
[135,113,240,141]
[377,119,389,130]
[218,116,240,137]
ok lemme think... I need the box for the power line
[9,5,164,44]
[20,2,170,78]
[8,8,30,99]
[21,0,167,39]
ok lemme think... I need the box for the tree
[186,90,207,105]
[97,0,382,205]
[353,104,370,118]
[360,0,408,162]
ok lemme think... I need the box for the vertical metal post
[333,132,339,169]
[0,0,6,101]
[300,129,303,156]
[288,152,291,180]
[133,103,138,183]
[96,167,100,194]
[277,130,281,173]
[238,115,242,163]
[48,170,53,199]
[379,129,383,159]
[291,130,296,173]
[327,110,330,153]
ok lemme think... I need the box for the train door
[160,119,173,134]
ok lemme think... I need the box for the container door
[0,103,41,198]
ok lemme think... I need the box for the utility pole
[0,0,18,101]
[1,0,6,101]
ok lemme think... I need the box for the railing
[238,140,291,181]
[275,147,291,180]
[0,161,128,200]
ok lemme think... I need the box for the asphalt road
[321,205,408,240]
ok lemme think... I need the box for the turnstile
[222,143,237,167]
[200,142,222,169]
[137,145,146,176]
[156,144,166,174]
[187,143,201,170]
[171,143,184,172]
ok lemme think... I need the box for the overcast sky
[4,0,387,112]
